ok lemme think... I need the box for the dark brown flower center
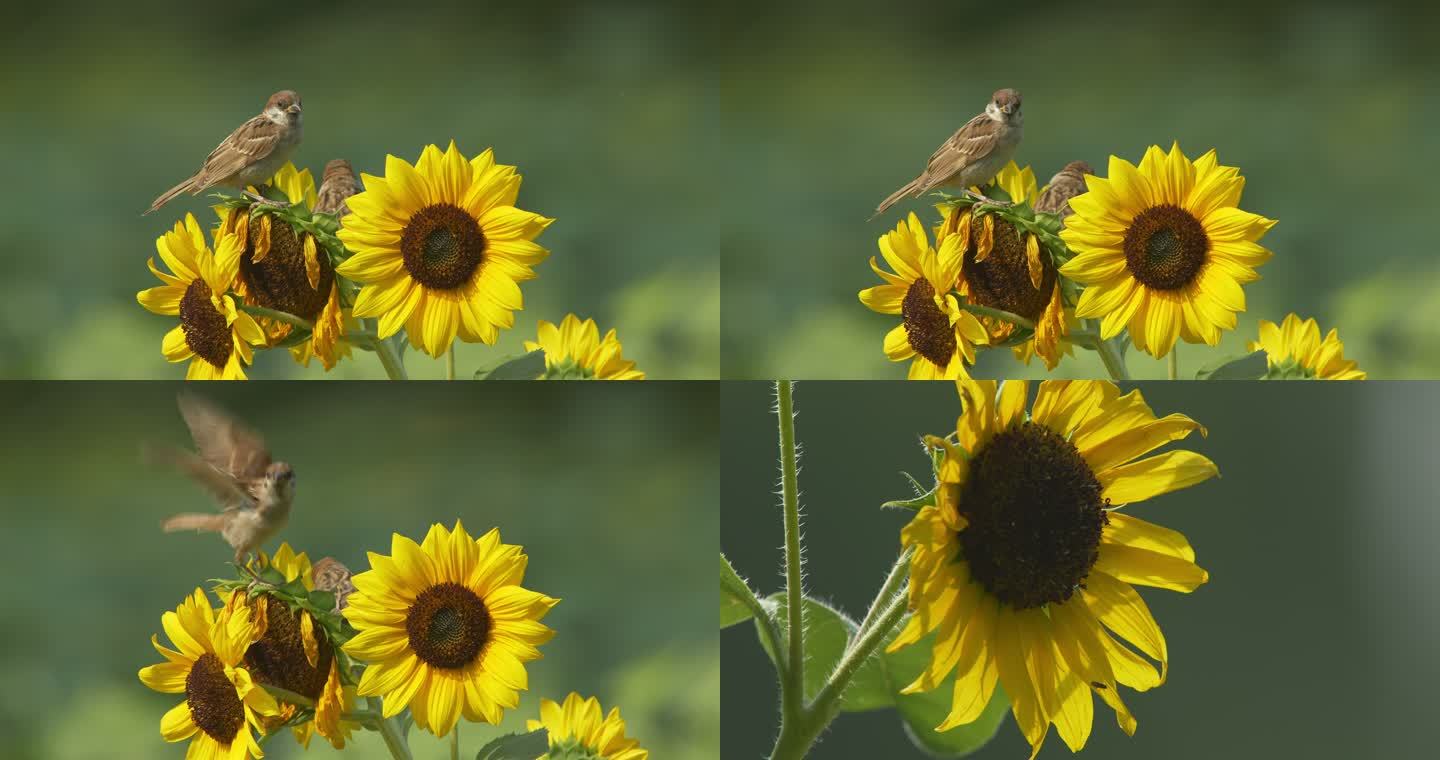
[1122,204,1208,290]
[185,652,245,744]
[399,204,486,290]
[243,596,332,700]
[963,216,1054,321]
[241,217,334,321]
[405,582,491,670]
[958,421,1108,610]
[901,278,955,368]
[178,279,232,369]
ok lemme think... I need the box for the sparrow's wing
[194,116,285,190]
[314,177,356,216]
[176,393,273,481]
[147,444,253,509]
[925,113,1000,180]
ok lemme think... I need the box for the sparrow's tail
[161,512,226,534]
[872,176,923,221]
[146,176,199,215]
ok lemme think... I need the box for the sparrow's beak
[287,104,303,115]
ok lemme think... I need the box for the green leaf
[1194,350,1268,380]
[883,629,1010,756]
[756,594,893,712]
[307,590,336,612]
[474,350,546,380]
[720,553,763,629]
[474,728,548,760]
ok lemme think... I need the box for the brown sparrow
[147,90,304,214]
[873,88,1024,219]
[152,393,295,563]
[310,557,356,612]
[1034,160,1094,221]
[314,159,358,217]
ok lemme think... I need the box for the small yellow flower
[138,214,265,380]
[1060,143,1275,358]
[528,693,649,760]
[524,314,644,379]
[891,380,1214,758]
[860,213,988,379]
[336,141,552,357]
[1248,313,1365,379]
[138,588,279,759]
[343,521,559,736]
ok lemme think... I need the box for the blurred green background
[0,383,717,759]
[719,0,1440,378]
[0,0,717,379]
[722,381,1431,757]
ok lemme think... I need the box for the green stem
[370,698,413,760]
[775,381,804,707]
[263,684,315,709]
[769,554,912,760]
[450,724,460,760]
[960,303,1036,331]
[1084,320,1130,381]
[725,570,786,676]
[374,337,409,380]
[446,345,456,381]
[1168,346,1179,380]
[237,303,315,332]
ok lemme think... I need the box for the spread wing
[147,444,253,509]
[924,113,998,180]
[176,393,272,481]
[194,115,283,189]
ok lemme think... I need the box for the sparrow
[311,557,356,612]
[314,159,358,217]
[1034,160,1094,222]
[147,90,304,214]
[873,88,1024,219]
[151,393,296,563]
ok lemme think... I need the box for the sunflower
[220,163,350,371]
[938,162,1072,370]
[138,588,279,759]
[336,141,552,358]
[343,521,559,736]
[860,213,988,379]
[889,379,1215,758]
[240,544,357,749]
[138,213,266,380]
[524,314,645,380]
[1249,313,1365,380]
[1059,143,1275,359]
[527,693,649,760]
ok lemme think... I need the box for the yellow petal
[1099,450,1219,505]
[1103,512,1195,562]
[1093,544,1209,593]
[1081,571,1170,681]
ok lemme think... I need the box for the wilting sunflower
[527,693,649,760]
[1059,143,1274,358]
[336,141,552,358]
[938,162,1072,370]
[219,163,350,371]
[890,379,1215,758]
[138,588,279,759]
[138,213,266,380]
[1249,313,1365,380]
[523,314,644,380]
[860,213,988,379]
[343,521,559,736]
[240,544,356,749]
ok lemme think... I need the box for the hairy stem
[374,337,409,380]
[775,380,805,717]
[370,697,413,760]
[446,345,456,381]
[1168,346,1179,380]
